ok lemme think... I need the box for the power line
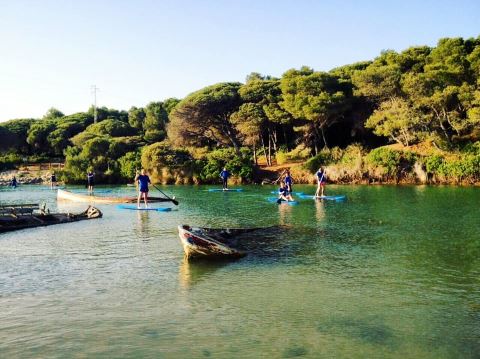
[91,85,100,123]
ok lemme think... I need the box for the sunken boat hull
[178,225,248,259]
[0,205,102,233]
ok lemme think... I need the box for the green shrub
[424,154,444,174]
[141,141,194,173]
[366,147,401,176]
[339,144,365,166]
[0,153,22,170]
[197,147,253,182]
[303,147,341,173]
[118,151,142,180]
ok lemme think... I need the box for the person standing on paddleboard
[87,170,95,194]
[284,170,293,193]
[135,169,151,208]
[10,176,17,188]
[50,171,57,188]
[315,167,327,197]
[220,167,230,190]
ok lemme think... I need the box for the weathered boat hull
[0,206,102,233]
[178,225,246,259]
[57,189,171,204]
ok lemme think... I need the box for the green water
[0,185,479,358]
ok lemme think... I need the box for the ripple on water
[0,185,479,358]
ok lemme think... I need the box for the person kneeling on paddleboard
[220,167,230,190]
[278,182,294,203]
[315,167,327,197]
[135,169,151,208]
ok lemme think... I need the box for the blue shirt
[285,175,292,185]
[220,170,230,179]
[278,187,289,195]
[138,175,150,191]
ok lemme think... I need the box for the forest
[1,36,480,185]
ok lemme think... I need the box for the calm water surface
[0,185,479,358]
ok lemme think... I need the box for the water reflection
[277,203,293,225]
[315,199,326,222]
[135,211,152,236]
[179,257,229,289]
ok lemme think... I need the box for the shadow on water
[317,316,396,348]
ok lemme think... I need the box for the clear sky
[0,0,479,121]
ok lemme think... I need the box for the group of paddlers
[7,165,327,207]
[215,166,329,203]
[277,167,327,202]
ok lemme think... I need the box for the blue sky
[0,0,479,121]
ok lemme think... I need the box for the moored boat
[0,204,102,233]
[57,189,173,204]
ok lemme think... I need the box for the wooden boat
[178,225,248,259]
[0,204,102,233]
[57,189,173,204]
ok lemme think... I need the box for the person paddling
[220,167,230,190]
[315,167,327,197]
[284,170,293,193]
[135,169,151,208]
[10,176,18,188]
[278,182,294,203]
[50,171,57,189]
[87,170,95,194]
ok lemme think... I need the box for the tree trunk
[283,127,289,151]
[320,126,328,149]
[261,135,269,166]
[253,143,257,165]
[268,135,272,166]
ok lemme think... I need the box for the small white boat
[57,189,172,204]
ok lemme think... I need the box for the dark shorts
[140,188,149,193]
[88,180,94,186]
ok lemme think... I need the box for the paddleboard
[117,205,172,212]
[208,188,243,192]
[299,194,346,201]
[267,197,299,205]
[270,191,303,195]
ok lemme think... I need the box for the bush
[198,147,253,182]
[118,151,142,180]
[276,144,312,165]
[339,144,365,166]
[142,142,193,169]
[424,154,444,174]
[366,147,402,176]
[303,148,337,173]
[0,153,23,170]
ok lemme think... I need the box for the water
[0,185,479,358]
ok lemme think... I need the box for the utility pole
[91,85,99,123]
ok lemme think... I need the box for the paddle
[152,184,179,206]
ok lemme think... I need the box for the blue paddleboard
[117,205,172,212]
[267,197,299,205]
[208,188,243,192]
[299,194,346,201]
[270,191,303,195]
